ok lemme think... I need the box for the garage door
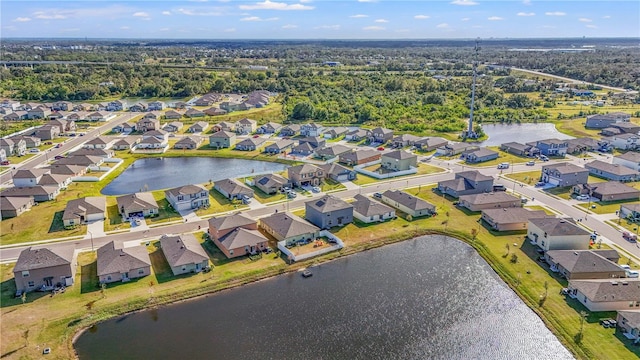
[546,176,560,186]
[336,175,349,182]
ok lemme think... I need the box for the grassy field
[351,163,444,186]
[465,147,533,168]
[504,170,541,185]
[578,199,639,215]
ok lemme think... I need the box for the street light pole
[87,230,94,251]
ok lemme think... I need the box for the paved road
[510,67,635,93]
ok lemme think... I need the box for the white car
[576,194,590,201]
[311,186,321,193]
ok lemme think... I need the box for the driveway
[177,208,201,222]
[85,219,105,238]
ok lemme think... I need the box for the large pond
[480,123,574,147]
[101,157,288,195]
[74,236,573,360]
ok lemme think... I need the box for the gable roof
[306,194,353,213]
[542,162,589,175]
[616,151,640,163]
[265,139,294,151]
[160,234,209,267]
[165,184,207,198]
[585,160,639,176]
[259,212,319,239]
[97,241,151,276]
[339,149,380,163]
[219,228,268,250]
[208,213,256,232]
[618,310,640,329]
[482,208,547,224]
[382,150,417,161]
[352,194,394,217]
[459,192,520,205]
[288,163,322,176]
[315,144,352,157]
[63,196,106,220]
[546,250,624,275]
[116,192,159,212]
[14,246,75,272]
[382,190,435,212]
[13,168,49,179]
[455,170,493,182]
[529,217,591,237]
[569,278,640,302]
[214,178,253,196]
[0,196,33,211]
[209,130,235,139]
[236,137,266,147]
[255,173,288,188]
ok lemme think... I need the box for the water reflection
[480,123,574,147]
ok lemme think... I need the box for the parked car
[526,161,535,166]
[0,160,10,166]
[241,194,252,204]
[44,141,53,145]
[54,155,65,160]
[627,270,640,278]
[497,162,509,169]
[253,135,260,138]
[377,147,385,151]
[55,144,63,148]
[576,194,590,201]
[492,184,506,192]
[29,148,40,153]
[311,186,321,193]
[535,181,546,187]
[373,192,382,199]
[623,231,638,242]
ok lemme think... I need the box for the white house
[527,218,591,251]
[164,184,210,211]
[613,151,640,172]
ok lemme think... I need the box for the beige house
[568,278,640,312]
[254,173,288,195]
[160,234,210,275]
[259,212,320,246]
[208,213,257,241]
[545,250,625,280]
[380,190,435,218]
[62,196,107,227]
[97,241,151,284]
[116,192,159,219]
[13,246,77,293]
[214,227,269,259]
[381,150,417,171]
[617,310,640,341]
[352,194,395,223]
[527,218,591,251]
[209,131,237,149]
[481,208,547,232]
[457,192,521,212]
[287,163,324,187]
[0,196,35,219]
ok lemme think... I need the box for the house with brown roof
[112,122,135,134]
[209,131,236,149]
[215,227,269,258]
[214,178,254,201]
[83,136,115,150]
[0,196,35,219]
[324,127,349,139]
[541,163,589,187]
[339,149,380,166]
[264,139,294,154]
[62,196,106,228]
[185,108,205,118]
[0,185,60,202]
[291,142,315,156]
[235,137,266,151]
[54,155,104,167]
[314,144,352,160]
[116,192,159,219]
[112,136,140,150]
[391,134,422,148]
[0,138,26,156]
[288,163,324,187]
[458,192,521,212]
[319,163,357,182]
[164,110,184,120]
[461,147,500,163]
[235,118,258,134]
[35,125,60,141]
[367,127,393,144]
[527,218,591,251]
[13,246,77,293]
[257,122,282,135]
[344,128,368,142]
[204,107,227,117]
[97,241,151,284]
[481,208,548,231]
[254,173,288,194]
[545,250,625,280]
[280,124,300,137]
[194,93,223,107]
[212,121,235,133]
[10,135,41,149]
[574,181,640,202]
[174,136,203,150]
[259,212,320,246]
[352,194,395,223]
[208,213,257,241]
[136,117,161,132]
[12,168,49,187]
[160,234,210,275]
[437,171,494,198]
[380,190,435,218]
[47,164,86,177]
[381,150,417,171]
[305,195,353,229]
[70,148,114,159]
[298,136,326,149]
[436,142,478,156]
[188,121,209,133]
[567,278,640,311]
[584,160,639,182]
[165,184,210,211]
[163,121,184,133]
[47,118,76,133]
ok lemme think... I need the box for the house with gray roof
[136,117,160,132]
[461,147,499,163]
[116,192,159,219]
[436,142,478,156]
[380,190,435,218]
[254,173,288,194]
[13,246,77,293]
[188,121,209,133]
[414,137,448,152]
[381,150,417,171]
[208,213,257,241]
[0,137,26,156]
[352,194,395,223]
[280,124,300,137]
[0,196,34,219]
[185,108,205,118]
[54,155,104,167]
[567,137,601,154]
[367,127,393,144]
[617,310,640,341]
[165,184,209,211]
[214,227,269,259]
[585,113,631,129]
[620,203,640,221]
[301,123,324,137]
[62,196,106,228]
[235,137,266,151]
[46,164,86,177]
[391,134,422,148]
[324,127,348,139]
[257,122,282,135]
[613,151,640,172]
[458,192,521,212]
[437,170,494,198]
[545,250,625,280]
[314,144,352,160]
[288,163,324,187]
[585,160,639,182]
[209,130,236,149]
[164,110,184,120]
[344,128,368,142]
[567,278,640,311]
[606,133,640,151]
[259,212,320,246]
[500,141,539,157]
[541,163,589,187]
[319,163,357,182]
[97,241,151,284]
[235,118,257,134]
[163,121,184,133]
[610,122,640,134]
[83,136,115,150]
[527,217,591,251]
[174,136,203,150]
[481,208,548,232]
[38,173,72,190]
[264,139,294,154]
[574,181,640,202]
[339,149,380,166]
[214,178,254,201]
[160,234,210,275]
[305,195,353,229]
[291,142,315,156]
[12,168,49,187]
[70,148,114,159]
[0,185,60,202]
[298,136,326,149]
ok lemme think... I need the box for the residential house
[164,110,184,120]
[481,208,548,232]
[380,190,436,218]
[585,160,639,182]
[54,155,104,167]
[112,122,134,134]
[35,125,60,141]
[437,171,494,198]
[319,163,357,182]
[159,234,210,276]
[47,118,75,133]
[10,136,41,149]
[165,184,210,211]
[259,212,320,246]
[288,163,324,187]
[617,310,640,341]
[62,197,106,227]
[257,122,282,135]
[527,139,569,156]
[12,169,49,187]
[163,121,184,133]
[144,112,163,122]
[436,142,479,156]
[75,103,95,111]
[170,101,188,109]
[607,133,640,151]
[213,178,254,201]
[567,278,640,311]
[254,173,288,195]
[185,108,205,118]
[188,121,209,133]
[264,139,294,154]
[83,136,115,150]
[209,131,236,149]
[414,137,449,152]
[381,150,418,171]
[0,185,59,202]
[0,196,35,219]
[245,90,270,108]
[299,136,326,149]
[352,194,395,223]
[338,149,381,166]
[305,195,353,229]
[61,111,86,122]
[344,128,368,142]
[301,123,324,137]
[212,121,235,133]
[194,93,223,107]
[214,227,269,259]
[235,137,266,151]
[97,241,152,284]
[574,182,640,202]
[235,118,258,135]
[280,124,300,137]
[367,127,393,144]
[46,164,86,177]
[129,102,148,112]
[613,151,640,172]
[291,142,315,156]
[0,138,26,156]
[0,148,5,162]
[52,101,74,111]
[174,136,203,150]
[148,101,166,111]
[3,111,28,121]
[585,112,631,129]
[323,127,348,140]
[116,192,159,219]
[112,136,140,150]
[462,147,500,163]
[220,100,245,112]
[458,192,521,212]
[391,134,421,148]
[137,130,169,150]
[106,100,127,111]
[38,173,72,191]
[567,137,602,154]
[70,148,114,159]
[48,111,70,120]
[314,144,352,160]
[208,213,257,241]
[27,107,51,119]
[527,217,591,251]
[136,117,161,132]
[85,111,113,122]
[204,107,227,117]
[541,163,589,187]
[545,250,625,280]
[610,122,640,134]
[13,246,77,293]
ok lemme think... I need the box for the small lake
[101,157,288,195]
[74,236,573,360]
[480,123,574,147]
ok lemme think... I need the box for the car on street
[576,194,590,201]
[373,192,382,198]
[535,181,546,187]
[54,155,65,160]
[0,160,10,166]
[497,162,509,169]
[623,231,638,242]
[311,186,321,193]
[526,161,535,166]
[377,147,385,151]
[55,144,63,148]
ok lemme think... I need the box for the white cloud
[176,8,223,16]
[461,17,470,21]
[363,26,384,31]
[300,0,312,2]
[315,25,340,30]
[522,0,531,5]
[375,19,388,23]
[282,24,297,29]
[241,16,279,21]
[436,23,449,28]
[133,12,150,17]
[602,15,611,19]
[545,12,566,16]
[414,15,430,20]
[32,5,133,20]
[33,12,67,20]
[487,16,503,21]
[162,11,172,16]
[349,14,368,18]
[120,26,130,30]
[450,0,478,6]
[586,24,597,29]
[517,12,535,17]
[159,28,170,31]
[579,18,592,22]
[13,17,32,22]
[224,28,236,32]
[239,1,314,11]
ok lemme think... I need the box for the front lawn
[465,147,533,168]
[504,171,541,185]
[195,189,247,217]
[578,199,639,215]
[321,179,346,193]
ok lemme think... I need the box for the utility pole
[465,38,481,139]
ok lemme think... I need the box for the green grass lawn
[578,200,639,215]
[465,147,532,168]
[321,179,346,192]
[352,173,379,186]
[249,185,288,204]
[505,171,541,185]
[195,188,248,217]
[525,205,559,215]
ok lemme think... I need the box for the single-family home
[458,192,522,212]
[47,118,75,133]
[116,192,159,219]
[220,100,245,112]
[367,127,394,144]
[136,118,161,132]
[585,160,639,182]
[97,241,152,284]
[136,130,169,150]
[54,155,104,167]
[0,185,60,202]
[305,195,353,229]
[319,163,357,182]
[0,196,35,219]
[541,163,589,187]
[13,246,77,293]
[46,164,86,177]
[112,136,140,150]
[35,125,60,141]
[204,107,227,117]
[567,138,602,155]
[188,121,209,133]
[414,137,449,152]
[344,128,368,142]
[194,93,223,107]
[164,110,184,120]
[314,144,352,160]
[481,208,548,232]
[437,170,494,198]
[613,151,640,172]
[567,278,640,311]
[585,113,631,129]
[235,137,266,151]
[391,134,422,148]
[545,250,625,280]
[381,150,417,171]
[208,213,257,241]
[574,182,640,202]
[259,212,320,246]
[338,149,381,166]
[324,127,349,139]
[280,124,300,137]
[213,178,254,201]
[235,118,258,134]
[27,107,51,120]
[165,184,209,211]
[212,121,235,133]
[264,139,294,154]
[3,111,28,121]
[607,133,640,151]
[83,136,115,150]
[462,147,500,163]
[380,190,436,218]
[129,102,148,112]
[527,139,569,157]
[257,122,282,135]
[610,122,640,134]
[174,136,203,150]
[87,111,114,121]
[52,101,74,111]
[147,101,165,111]
[159,234,210,276]
[163,121,184,133]
[112,122,135,134]
[12,169,49,187]
[288,163,324,187]
[10,135,41,149]
[291,142,315,156]
[436,142,479,156]
[0,138,26,156]
[143,111,163,121]
[106,100,127,111]
[254,173,288,194]
[209,131,236,149]
[527,217,591,251]
[185,108,205,118]
[617,310,640,341]
[301,123,324,137]
[214,227,269,259]
[352,194,395,223]
[62,196,106,227]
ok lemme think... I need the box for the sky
[2,0,639,39]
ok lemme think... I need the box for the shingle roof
[0,185,58,198]
[165,184,207,198]
[318,163,353,178]
[381,190,435,212]
[236,137,266,147]
[542,162,588,175]
[288,163,322,176]
[547,250,625,275]
[456,170,494,182]
[459,192,520,205]
[210,130,235,139]
[315,144,352,157]
[14,246,75,272]
[259,212,319,239]
[482,208,547,224]
[0,196,33,211]
[208,213,256,232]
[63,196,106,220]
[616,151,640,163]
[97,241,151,276]
[214,179,253,196]
[382,150,417,161]
[160,234,209,267]
[339,149,380,163]
[589,181,640,197]
[618,310,640,329]
[306,195,352,213]
[116,192,158,212]
[585,160,639,176]
[529,217,591,236]
[352,194,394,217]
[265,139,294,151]
[569,279,640,302]
[13,168,49,179]
[219,228,268,250]
[255,173,288,188]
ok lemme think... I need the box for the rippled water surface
[480,123,574,147]
[75,236,573,360]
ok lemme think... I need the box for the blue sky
[2,1,638,39]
